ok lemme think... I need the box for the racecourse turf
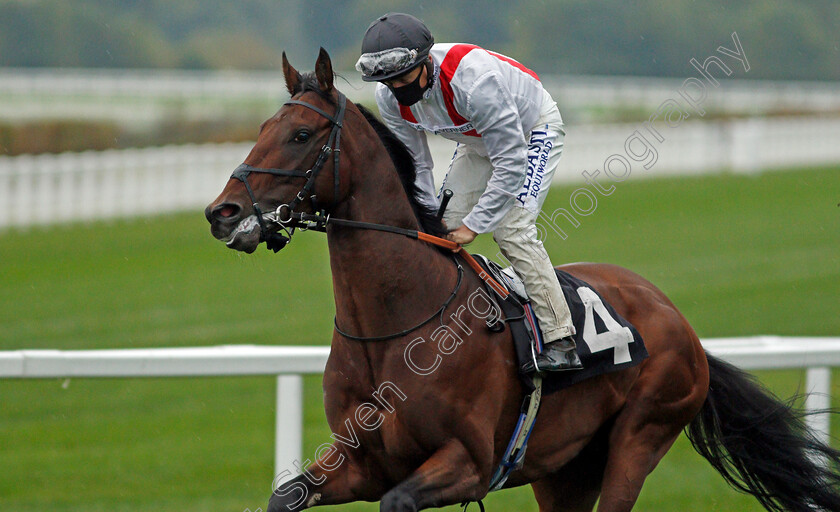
[0,166,838,511]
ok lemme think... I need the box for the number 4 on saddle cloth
[472,255,648,395]
[472,255,649,493]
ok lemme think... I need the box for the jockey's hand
[447,224,477,245]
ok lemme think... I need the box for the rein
[290,210,510,298]
[228,90,508,341]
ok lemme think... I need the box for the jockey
[356,13,582,372]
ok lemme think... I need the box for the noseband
[230,91,347,251]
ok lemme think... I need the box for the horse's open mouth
[221,214,261,252]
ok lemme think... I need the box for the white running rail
[0,336,837,480]
[3,116,840,230]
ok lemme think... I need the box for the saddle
[472,255,648,396]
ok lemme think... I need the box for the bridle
[226,89,510,341]
[229,91,347,252]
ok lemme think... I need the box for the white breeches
[440,92,574,340]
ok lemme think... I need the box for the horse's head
[205,48,352,253]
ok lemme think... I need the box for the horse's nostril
[210,202,242,223]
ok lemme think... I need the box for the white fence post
[275,374,303,483]
[730,118,763,174]
[805,366,832,447]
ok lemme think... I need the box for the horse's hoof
[380,489,417,512]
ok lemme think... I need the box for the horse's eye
[293,130,311,143]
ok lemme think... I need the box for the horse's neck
[326,154,454,339]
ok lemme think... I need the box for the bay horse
[205,49,840,512]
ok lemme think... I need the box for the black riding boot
[536,337,583,372]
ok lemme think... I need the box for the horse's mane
[293,73,448,237]
[355,105,449,237]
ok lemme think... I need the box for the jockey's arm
[375,85,439,210]
[459,71,529,234]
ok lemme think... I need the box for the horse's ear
[282,52,302,96]
[314,47,334,92]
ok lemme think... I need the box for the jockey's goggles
[356,47,421,82]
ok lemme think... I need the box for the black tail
[686,353,840,512]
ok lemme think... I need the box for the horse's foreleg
[380,439,487,512]
[267,445,384,512]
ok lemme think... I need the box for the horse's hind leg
[592,298,708,511]
[595,419,683,512]
[596,369,703,511]
[531,431,609,512]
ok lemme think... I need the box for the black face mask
[388,63,431,106]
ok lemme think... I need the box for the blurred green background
[1,166,838,511]
[1,1,839,510]
[0,0,838,81]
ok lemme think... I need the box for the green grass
[0,166,838,511]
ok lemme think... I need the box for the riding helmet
[356,12,434,82]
